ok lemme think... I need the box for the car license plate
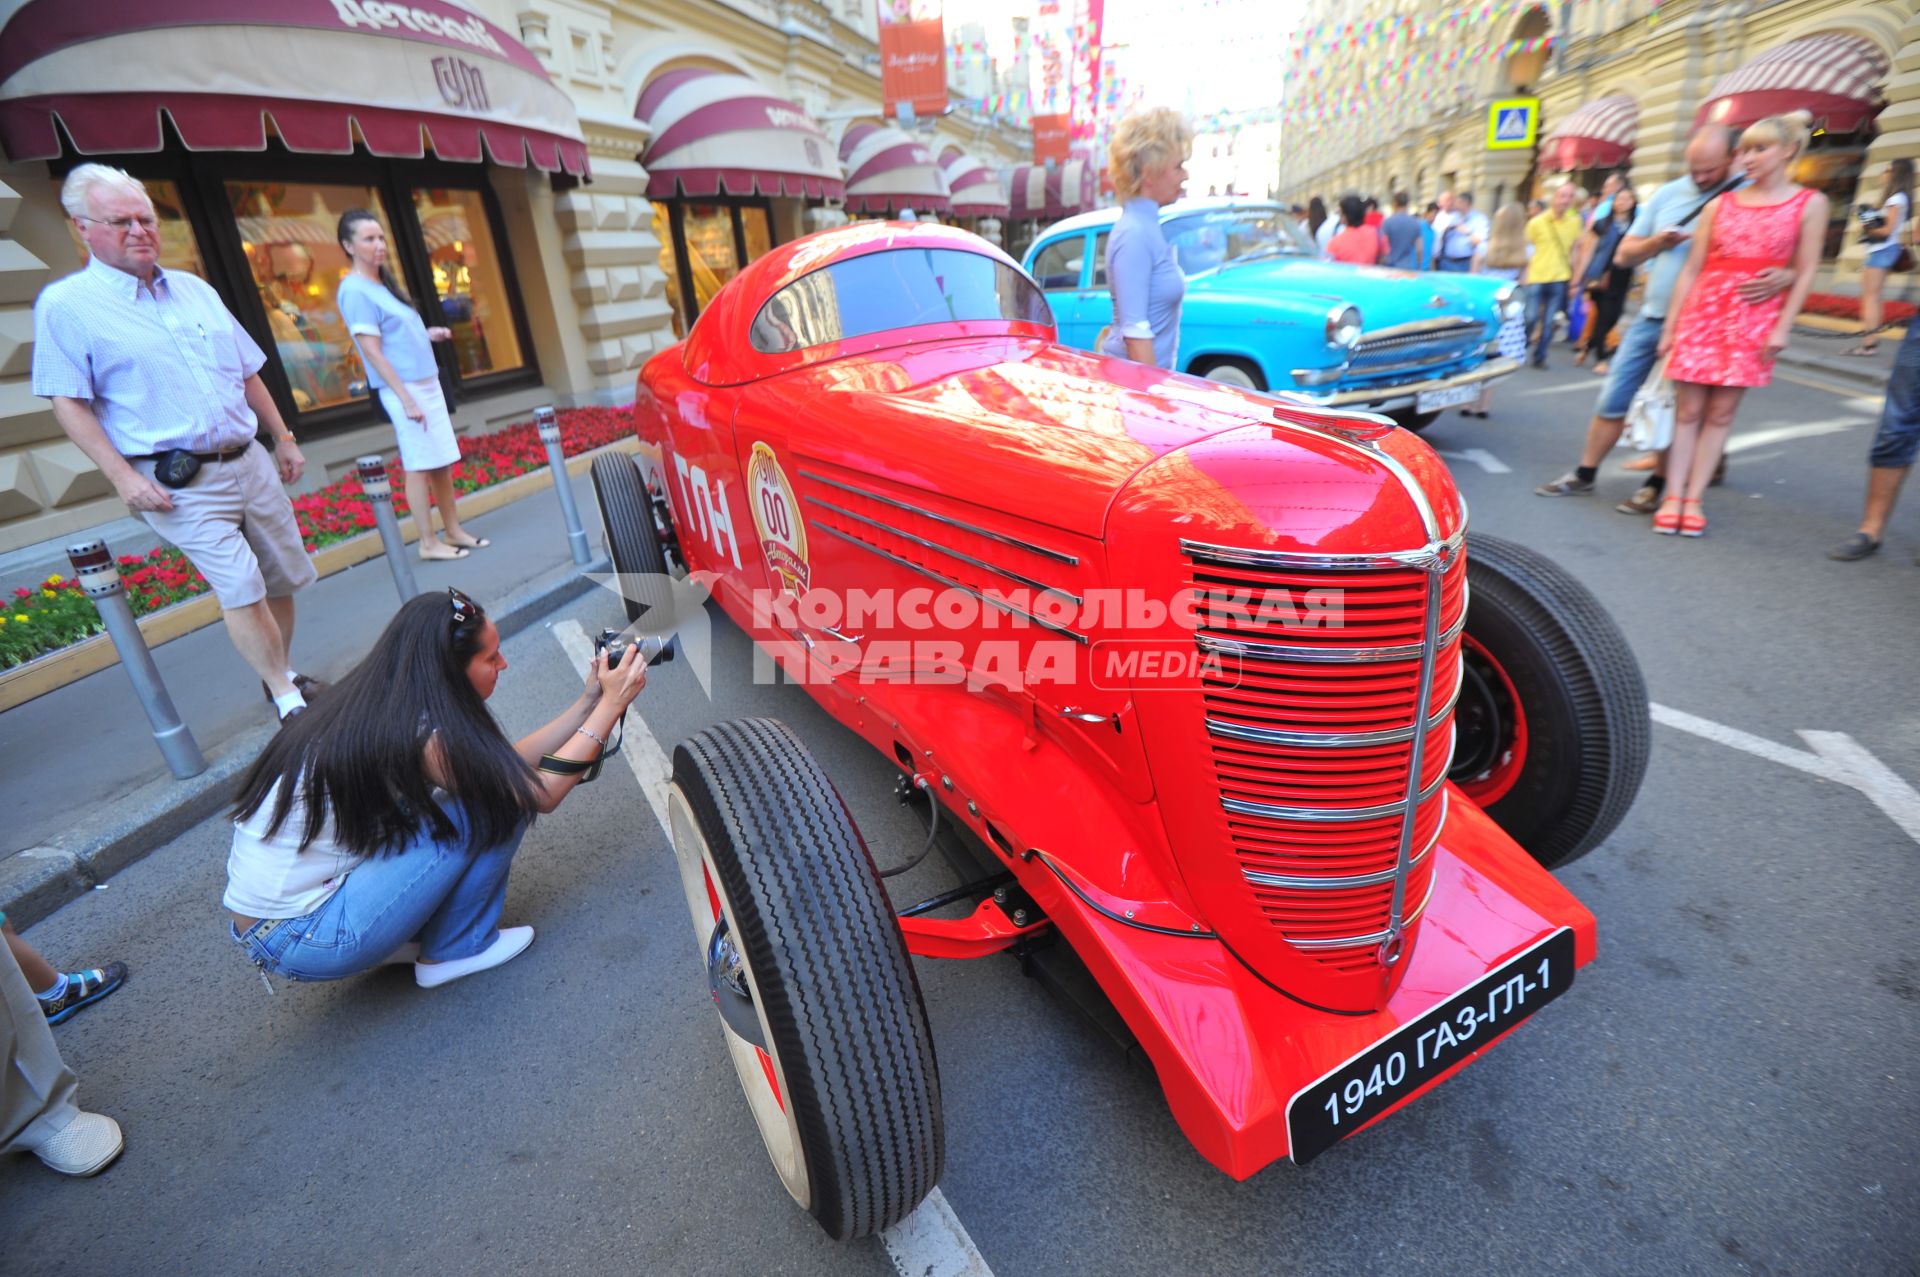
[1286,928,1576,1165]
[1416,382,1480,413]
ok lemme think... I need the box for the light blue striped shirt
[1100,198,1184,370]
[32,256,267,455]
[336,273,437,390]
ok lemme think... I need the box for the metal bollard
[67,540,206,779]
[535,406,592,566]
[356,456,420,602]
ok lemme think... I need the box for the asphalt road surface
[5,359,1916,1276]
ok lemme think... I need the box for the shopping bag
[1624,361,1675,452]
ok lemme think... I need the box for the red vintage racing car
[594,221,1648,1240]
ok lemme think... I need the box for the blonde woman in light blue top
[335,209,488,560]
[1102,108,1193,370]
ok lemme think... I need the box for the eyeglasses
[77,214,160,235]
[448,587,477,629]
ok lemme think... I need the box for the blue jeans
[1871,324,1920,468]
[230,803,528,982]
[1526,281,1569,366]
[1595,313,1667,419]
[1436,257,1473,273]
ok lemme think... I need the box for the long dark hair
[1888,158,1914,208]
[1307,196,1328,236]
[232,592,541,857]
[336,207,406,300]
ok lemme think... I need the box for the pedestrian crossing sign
[1487,98,1539,150]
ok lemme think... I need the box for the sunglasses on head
[448,587,478,629]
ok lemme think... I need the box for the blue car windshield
[1165,210,1313,276]
[750,248,1051,353]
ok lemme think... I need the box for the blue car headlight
[1494,284,1523,323]
[1324,304,1363,351]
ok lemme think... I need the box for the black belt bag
[137,442,252,489]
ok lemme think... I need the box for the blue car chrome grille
[1346,323,1490,381]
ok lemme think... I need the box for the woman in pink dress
[1656,110,1828,537]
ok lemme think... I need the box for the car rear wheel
[591,452,674,625]
[668,718,944,1240]
[1392,409,1443,433]
[1450,533,1650,868]
[1194,357,1266,391]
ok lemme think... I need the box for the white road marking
[1652,703,1920,845]
[1435,447,1511,474]
[1723,419,1862,455]
[553,619,673,837]
[554,622,997,1275]
[882,1188,996,1277]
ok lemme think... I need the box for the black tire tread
[1465,533,1651,867]
[672,718,943,1240]
[591,453,672,625]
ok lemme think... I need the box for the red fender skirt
[1020,793,1598,1178]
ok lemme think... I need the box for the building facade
[0,0,1028,556]
[1281,0,1915,282]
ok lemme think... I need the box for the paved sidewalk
[0,462,618,924]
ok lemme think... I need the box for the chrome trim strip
[1196,601,1467,664]
[1242,791,1449,890]
[1352,317,1486,346]
[797,469,1080,565]
[1221,770,1446,823]
[806,497,1081,605]
[1183,525,1466,573]
[1283,871,1439,950]
[1383,546,1445,953]
[1315,358,1522,408]
[814,524,1089,644]
[1206,662,1463,748]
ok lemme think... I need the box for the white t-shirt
[225,778,366,918]
[1883,191,1909,243]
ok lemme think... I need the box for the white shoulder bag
[1624,356,1675,453]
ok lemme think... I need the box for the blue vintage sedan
[1022,198,1525,431]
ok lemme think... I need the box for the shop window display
[683,203,743,315]
[60,179,208,280]
[655,204,687,339]
[411,187,525,378]
[225,181,385,413]
[1794,132,1872,261]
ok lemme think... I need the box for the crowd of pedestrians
[1302,109,1913,554]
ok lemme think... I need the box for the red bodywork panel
[633,222,1597,1176]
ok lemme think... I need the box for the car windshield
[1164,209,1313,276]
[750,248,1052,353]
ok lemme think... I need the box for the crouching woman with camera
[223,588,647,989]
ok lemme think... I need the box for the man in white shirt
[32,165,320,721]
[1434,190,1488,272]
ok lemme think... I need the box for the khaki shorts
[133,442,317,608]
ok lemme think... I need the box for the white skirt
[377,375,461,471]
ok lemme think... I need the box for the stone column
[551,151,678,404]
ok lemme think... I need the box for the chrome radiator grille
[1182,536,1466,974]
[1345,319,1490,386]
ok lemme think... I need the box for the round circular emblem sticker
[747,442,809,593]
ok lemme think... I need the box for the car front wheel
[1194,357,1266,391]
[1450,534,1650,868]
[1391,409,1443,433]
[668,718,944,1240]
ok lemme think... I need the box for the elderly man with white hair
[31,164,321,721]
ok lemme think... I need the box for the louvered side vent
[795,469,1085,633]
[1185,547,1467,974]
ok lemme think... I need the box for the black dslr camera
[596,627,675,669]
[1859,203,1888,243]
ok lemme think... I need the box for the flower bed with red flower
[1799,293,1916,326]
[1,406,633,670]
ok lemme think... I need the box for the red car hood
[748,336,1294,538]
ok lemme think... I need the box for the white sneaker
[31,1111,124,1176]
[415,926,535,988]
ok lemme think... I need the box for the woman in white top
[225,588,647,988]
[335,209,489,560]
[1848,158,1912,358]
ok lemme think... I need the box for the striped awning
[1540,94,1637,172]
[639,67,843,200]
[840,123,948,214]
[1009,160,1094,221]
[1695,32,1888,133]
[0,0,587,172]
[939,146,1009,217]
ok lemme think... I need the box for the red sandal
[1653,498,1683,535]
[1679,498,1707,538]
